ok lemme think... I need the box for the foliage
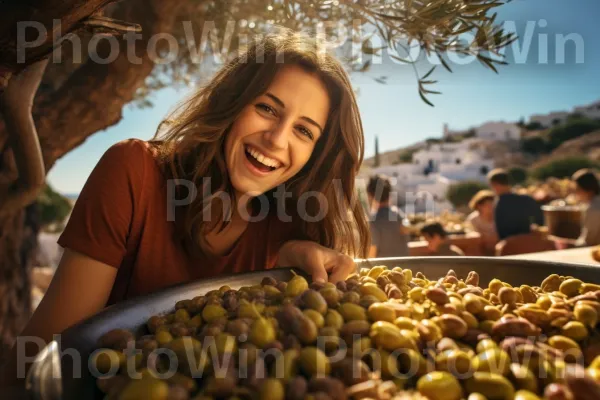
[546,118,600,150]
[36,184,72,228]
[508,167,528,184]
[521,136,547,155]
[524,121,544,131]
[531,157,600,181]
[126,0,516,107]
[445,181,489,208]
[426,137,443,145]
[394,148,418,164]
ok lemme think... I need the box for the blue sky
[47,0,600,194]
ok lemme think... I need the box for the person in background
[487,168,544,240]
[420,222,464,256]
[366,174,409,258]
[572,169,600,246]
[467,190,498,255]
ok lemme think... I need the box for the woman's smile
[243,144,283,176]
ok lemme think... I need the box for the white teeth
[246,146,281,168]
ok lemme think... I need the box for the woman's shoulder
[104,138,159,162]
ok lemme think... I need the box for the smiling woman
[0,28,370,387]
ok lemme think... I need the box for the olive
[320,288,341,308]
[302,290,328,314]
[416,371,463,400]
[332,357,370,386]
[359,295,380,309]
[324,310,344,330]
[225,319,249,338]
[514,390,542,400]
[292,315,318,345]
[368,302,397,322]
[341,291,360,304]
[559,279,583,297]
[359,283,388,302]
[202,304,228,323]
[98,329,135,352]
[561,321,588,342]
[259,378,285,400]
[307,377,346,400]
[465,372,515,400]
[473,349,511,376]
[119,378,169,400]
[435,349,472,376]
[303,309,325,328]
[285,275,309,297]
[249,318,276,349]
[338,303,367,321]
[90,349,124,374]
[574,303,598,327]
[298,347,330,377]
[369,321,418,352]
[286,376,308,400]
[508,363,538,393]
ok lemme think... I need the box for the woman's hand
[276,240,356,283]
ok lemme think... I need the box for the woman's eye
[297,126,314,140]
[256,103,276,116]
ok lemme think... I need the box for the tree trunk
[0,0,188,360]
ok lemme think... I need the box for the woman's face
[225,65,331,198]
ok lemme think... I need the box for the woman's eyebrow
[265,92,324,133]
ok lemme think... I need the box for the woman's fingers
[301,250,329,283]
[327,254,356,283]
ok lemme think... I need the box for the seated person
[420,222,465,256]
[572,169,600,246]
[488,168,544,240]
[366,174,409,258]
[467,190,499,255]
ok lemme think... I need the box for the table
[505,246,599,265]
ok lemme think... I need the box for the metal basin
[27,257,600,400]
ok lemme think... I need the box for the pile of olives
[91,267,600,400]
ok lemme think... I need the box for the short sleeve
[57,140,147,268]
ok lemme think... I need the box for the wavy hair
[154,28,369,257]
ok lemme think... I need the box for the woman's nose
[264,122,290,150]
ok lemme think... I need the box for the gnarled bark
[0,0,188,359]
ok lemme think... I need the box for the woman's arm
[0,249,117,388]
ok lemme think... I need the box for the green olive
[202,304,228,323]
[370,321,418,352]
[91,349,124,374]
[298,347,330,376]
[302,290,328,314]
[285,275,309,297]
[359,283,388,302]
[324,309,344,329]
[249,318,276,348]
[339,303,367,321]
[559,278,583,297]
[464,372,515,400]
[435,349,472,376]
[514,390,541,400]
[259,378,285,400]
[561,321,588,341]
[368,302,397,322]
[508,363,538,393]
[416,371,463,400]
[119,378,169,400]
[473,349,511,376]
[303,309,325,328]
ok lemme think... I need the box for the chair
[495,232,557,256]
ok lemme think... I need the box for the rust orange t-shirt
[58,139,299,305]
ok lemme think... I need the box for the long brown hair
[154,28,369,258]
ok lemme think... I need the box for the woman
[467,190,498,255]
[2,29,368,385]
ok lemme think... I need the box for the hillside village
[358,99,600,214]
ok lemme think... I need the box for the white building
[529,100,600,129]
[529,111,569,128]
[573,100,600,121]
[475,121,521,141]
[364,138,494,214]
